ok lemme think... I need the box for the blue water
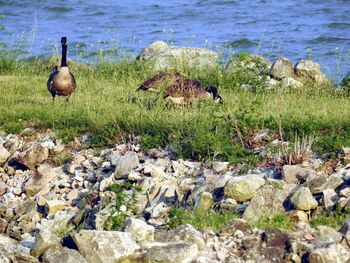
[1,0,350,78]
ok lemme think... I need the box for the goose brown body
[47,37,76,102]
[137,71,222,103]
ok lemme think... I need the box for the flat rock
[43,247,87,263]
[25,164,61,197]
[15,142,49,170]
[138,41,219,71]
[45,200,66,215]
[72,230,139,263]
[212,162,229,173]
[123,218,155,242]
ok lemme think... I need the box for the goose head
[61,37,68,46]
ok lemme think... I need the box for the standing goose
[47,37,76,102]
[137,71,223,104]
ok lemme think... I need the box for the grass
[310,209,350,230]
[252,213,294,230]
[168,207,237,231]
[1,47,350,166]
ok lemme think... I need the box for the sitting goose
[47,37,76,102]
[137,71,223,104]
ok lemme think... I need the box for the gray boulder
[138,41,219,71]
[270,57,294,79]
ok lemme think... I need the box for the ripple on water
[308,36,350,44]
[224,38,257,48]
[328,22,350,29]
[46,6,73,13]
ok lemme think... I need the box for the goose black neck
[61,44,68,67]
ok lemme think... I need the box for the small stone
[212,162,229,173]
[15,142,49,170]
[339,219,350,239]
[286,210,308,223]
[313,225,342,243]
[322,189,339,211]
[221,218,251,236]
[282,165,314,184]
[194,192,214,212]
[290,187,318,211]
[340,187,350,198]
[45,200,66,215]
[143,163,166,179]
[113,151,139,178]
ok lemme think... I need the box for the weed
[310,209,350,229]
[168,207,237,231]
[103,182,141,230]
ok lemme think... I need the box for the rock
[138,41,219,71]
[290,187,318,211]
[340,187,350,198]
[225,54,271,77]
[143,163,166,179]
[282,165,314,184]
[304,174,328,194]
[0,144,11,166]
[72,230,139,262]
[281,77,303,89]
[270,57,294,79]
[221,218,251,236]
[45,200,66,215]
[224,174,265,202]
[123,218,155,242]
[294,60,329,85]
[15,142,49,169]
[142,241,198,263]
[158,224,205,251]
[113,151,139,178]
[0,181,7,195]
[313,225,342,244]
[286,210,308,223]
[339,219,350,239]
[31,229,61,258]
[42,247,87,263]
[243,184,289,221]
[25,164,61,197]
[322,189,339,211]
[212,162,229,173]
[309,244,350,263]
[194,192,213,212]
[262,228,290,248]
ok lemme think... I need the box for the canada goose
[47,37,76,102]
[137,72,223,104]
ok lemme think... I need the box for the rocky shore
[0,128,350,263]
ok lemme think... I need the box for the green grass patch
[310,209,350,229]
[168,207,237,231]
[252,213,294,230]
[1,51,350,165]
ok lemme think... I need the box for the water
[1,0,350,78]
